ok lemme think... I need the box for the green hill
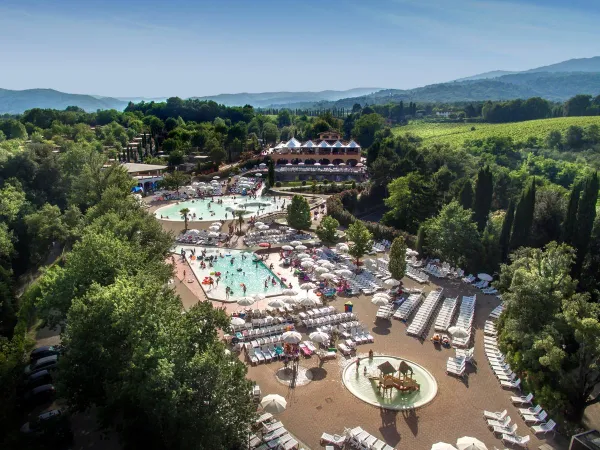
[392,117,600,147]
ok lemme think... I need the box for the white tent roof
[332,140,343,148]
[286,138,301,148]
[318,141,331,148]
[303,140,315,147]
[347,140,359,148]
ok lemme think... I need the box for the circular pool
[342,355,437,410]
[155,196,281,221]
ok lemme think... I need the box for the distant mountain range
[2,57,600,114]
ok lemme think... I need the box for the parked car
[24,355,58,376]
[22,384,56,407]
[20,409,73,444]
[30,345,62,363]
[18,370,53,393]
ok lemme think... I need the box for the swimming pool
[155,195,284,222]
[177,246,286,300]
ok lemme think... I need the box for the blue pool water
[156,196,282,222]
[179,247,286,299]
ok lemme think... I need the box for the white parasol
[456,437,488,450]
[260,394,287,414]
[384,278,400,287]
[372,297,389,306]
[282,331,302,344]
[309,331,330,344]
[237,297,255,306]
[300,260,314,269]
[230,317,245,326]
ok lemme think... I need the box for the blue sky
[1,0,599,98]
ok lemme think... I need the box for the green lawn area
[392,117,600,147]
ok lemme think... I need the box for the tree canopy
[286,195,311,230]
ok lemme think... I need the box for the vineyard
[392,116,600,147]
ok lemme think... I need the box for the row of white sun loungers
[423,264,450,278]
[405,266,430,283]
[302,312,355,329]
[451,295,476,348]
[393,293,423,320]
[244,233,312,246]
[248,335,286,348]
[235,325,294,340]
[446,347,475,378]
[406,289,444,337]
[298,306,336,319]
[346,426,395,450]
[434,296,458,331]
[251,417,299,450]
[376,304,394,319]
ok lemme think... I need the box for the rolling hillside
[0,88,128,114]
[392,117,600,147]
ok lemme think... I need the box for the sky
[1,0,600,98]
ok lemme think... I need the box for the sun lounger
[493,423,517,436]
[483,409,508,420]
[532,419,556,435]
[511,393,533,405]
[299,343,312,357]
[267,433,292,449]
[249,434,262,448]
[263,426,288,442]
[501,433,530,447]
[518,404,542,416]
[281,438,298,450]
[320,432,346,448]
[522,410,547,424]
[500,378,521,390]
[487,416,511,428]
[263,421,283,433]
[338,343,353,356]
[255,412,273,426]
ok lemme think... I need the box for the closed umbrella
[432,443,458,450]
[260,394,287,414]
[448,326,469,339]
[309,331,330,344]
[295,244,307,251]
[282,289,297,296]
[384,278,400,287]
[372,297,389,306]
[282,331,302,344]
[268,299,285,308]
[456,437,488,450]
[237,297,255,306]
[231,317,245,326]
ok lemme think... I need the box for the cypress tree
[416,225,425,255]
[509,179,536,250]
[573,172,599,278]
[472,166,493,232]
[499,199,515,262]
[458,180,474,210]
[267,159,275,187]
[561,180,582,246]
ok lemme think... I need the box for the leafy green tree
[496,243,600,421]
[168,150,184,167]
[60,276,254,449]
[498,200,515,262]
[472,166,493,232]
[383,173,437,233]
[573,172,599,277]
[24,203,65,264]
[180,208,190,231]
[262,122,279,145]
[424,200,481,269]
[564,94,592,116]
[509,179,536,251]
[267,159,275,187]
[277,110,292,128]
[458,179,474,210]
[159,171,190,194]
[545,130,563,149]
[286,195,311,230]
[0,183,27,222]
[351,113,385,148]
[207,139,226,166]
[565,126,585,149]
[388,236,407,281]
[315,215,339,243]
[346,221,373,267]
[561,180,582,246]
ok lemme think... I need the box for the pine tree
[458,180,474,210]
[472,166,493,232]
[573,172,599,278]
[509,180,536,251]
[499,199,515,262]
[267,159,275,187]
[561,180,582,246]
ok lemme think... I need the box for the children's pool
[177,246,287,300]
[156,195,284,222]
[342,356,437,410]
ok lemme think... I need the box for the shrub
[275,181,282,187]
[302,180,307,186]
